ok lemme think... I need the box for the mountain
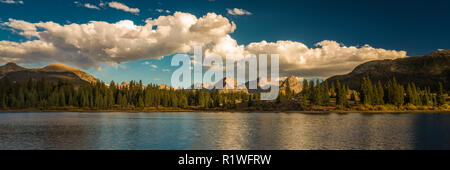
[0,62,27,79]
[279,76,303,93]
[190,77,247,93]
[191,82,215,89]
[326,50,450,90]
[190,76,304,94]
[245,77,279,93]
[213,77,247,93]
[0,63,98,85]
[37,64,97,83]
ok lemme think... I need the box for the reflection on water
[0,112,449,150]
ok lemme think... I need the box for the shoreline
[1,108,449,114]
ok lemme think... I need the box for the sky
[0,0,449,86]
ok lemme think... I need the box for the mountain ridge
[0,62,27,79]
[326,49,450,90]
[0,63,98,85]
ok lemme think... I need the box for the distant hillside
[0,63,98,85]
[37,64,97,83]
[0,62,27,78]
[326,50,450,91]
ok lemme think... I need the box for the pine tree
[437,82,446,106]
[411,83,421,105]
[137,95,144,108]
[330,82,336,98]
[360,76,374,105]
[376,81,384,105]
[303,79,309,92]
[406,83,414,104]
[422,87,433,106]
[321,82,330,106]
[299,94,308,109]
[336,81,347,106]
[393,78,404,106]
[310,82,320,105]
[59,88,66,107]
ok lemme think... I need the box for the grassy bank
[1,103,449,113]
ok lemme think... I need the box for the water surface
[0,112,449,150]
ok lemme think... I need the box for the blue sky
[0,0,449,85]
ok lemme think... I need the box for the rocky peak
[5,62,19,67]
[285,76,299,86]
[0,62,27,78]
[2,62,25,69]
[280,76,303,93]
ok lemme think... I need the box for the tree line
[0,76,447,111]
[284,76,447,108]
[0,78,253,110]
[358,76,446,107]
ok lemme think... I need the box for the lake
[0,112,449,150]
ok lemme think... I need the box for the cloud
[0,13,235,69]
[84,3,100,10]
[99,1,106,7]
[74,1,100,10]
[108,1,139,14]
[155,9,171,13]
[245,40,407,78]
[0,12,406,78]
[0,0,23,4]
[1,19,38,38]
[227,8,252,16]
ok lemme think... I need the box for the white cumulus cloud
[84,3,100,10]
[245,40,407,78]
[108,1,139,14]
[74,1,100,10]
[0,12,407,78]
[0,12,236,69]
[227,8,252,16]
